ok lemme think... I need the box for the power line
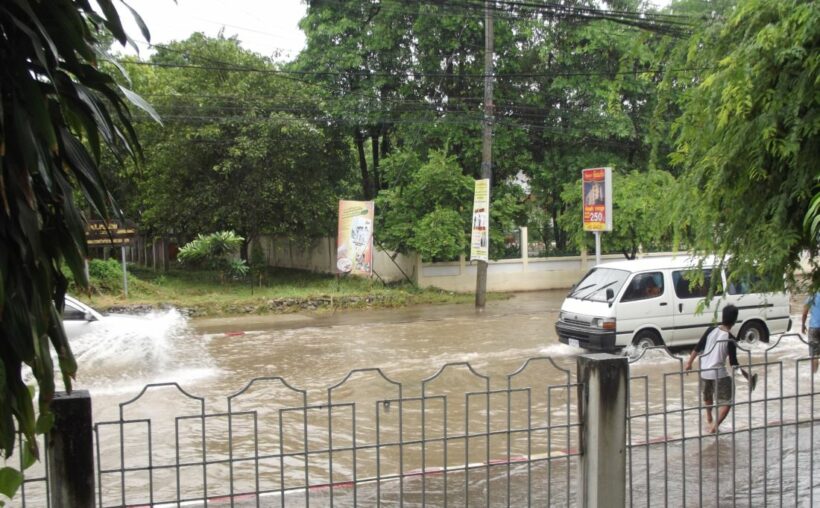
[126,60,708,80]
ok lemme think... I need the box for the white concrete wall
[257,231,677,291]
[256,236,416,283]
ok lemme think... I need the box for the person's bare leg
[704,399,713,429]
[711,405,732,433]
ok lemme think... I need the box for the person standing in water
[685,304,757,433]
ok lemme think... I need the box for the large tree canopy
[671,0,819,290]
[0,0,149,489]
[106,34,356,246]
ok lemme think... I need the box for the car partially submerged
[62,295,106,340]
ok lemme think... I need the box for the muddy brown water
[17,291,818,506]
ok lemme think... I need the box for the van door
[670,268,720,345]
[616,271,673,346]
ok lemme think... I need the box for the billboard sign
[470,179,490,262]
[337,200,375,275]
[582,167,612,232]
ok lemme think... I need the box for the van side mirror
[606,288,614,301]
[84,312,96,322]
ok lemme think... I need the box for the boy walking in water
[684,304,757,433]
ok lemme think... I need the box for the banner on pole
[336,200,375,274]
[582,167,613,232]
[470,179,490,261]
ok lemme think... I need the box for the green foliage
[558,169,677,258]
[376,150,473,260]
[179,231,244,266]
[671,0,819,291]
[409,209,469,261]
[0,0,146,468]
[0,466,23,501]
[107,34,355,244]
[85,259,128,294]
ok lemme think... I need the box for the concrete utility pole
[475,0,494,310]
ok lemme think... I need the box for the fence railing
[9,336,820,507]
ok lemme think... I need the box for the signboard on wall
[470,178,490,262]
[336,200,374,274]
[582,167,612,232]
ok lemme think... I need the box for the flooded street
[54,291,819,506]
[75,290,576,417]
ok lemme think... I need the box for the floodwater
[77,290,573,408]
[18,291,820,506]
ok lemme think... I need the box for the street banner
[470,179,490,261]
[337,200,375,274]
[582,167,613,231]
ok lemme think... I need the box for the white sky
[113,0,673,62]
[115,0,308,61]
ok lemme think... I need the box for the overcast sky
[115,0,673,62]
[116,0,308,61]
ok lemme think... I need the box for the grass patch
[74,262,487,316]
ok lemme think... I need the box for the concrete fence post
[577,353,628,508]
[47,390,95,508]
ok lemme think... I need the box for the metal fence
[627,333,819,508]
[91,358,580,507]
[8,337,820,507]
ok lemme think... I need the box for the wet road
[57,290,819,507]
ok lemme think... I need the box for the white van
[555,256,791,351]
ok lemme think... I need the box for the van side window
[63,301,86,321]
[621,272,664,302]
[673,269,713,299]
[727,275,759,295]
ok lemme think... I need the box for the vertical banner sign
[470,179,490,261]
[582,167,613,231]
[337,200,375,275]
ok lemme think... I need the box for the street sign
[85,220,137,246]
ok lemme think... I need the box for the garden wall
[257,229,679,292]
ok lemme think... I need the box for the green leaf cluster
[178,231,246,275]
[376,150,473,260]
[670,0,819,291]
[0,0,147,480]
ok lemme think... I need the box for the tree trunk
[371,130,381,193]
[381,130,390,159]
[240,237,249,262]
[354,129,372,199]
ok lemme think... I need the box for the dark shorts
[702,376,734,406]
[809,328,820,356]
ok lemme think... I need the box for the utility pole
[475,0,494,310]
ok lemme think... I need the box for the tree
[671,0,819,291]
[107,34,356,249]
[558,169,677,258]
[0,0,148,495]
[376,150,474,261]
[376,149,525,261]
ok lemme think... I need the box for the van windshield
[568,267,630,302]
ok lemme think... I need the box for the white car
[62,295,106,340]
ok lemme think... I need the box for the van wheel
[633,330,661,350]
[739,321,769,344]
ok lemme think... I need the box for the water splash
[68,309,216,394]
